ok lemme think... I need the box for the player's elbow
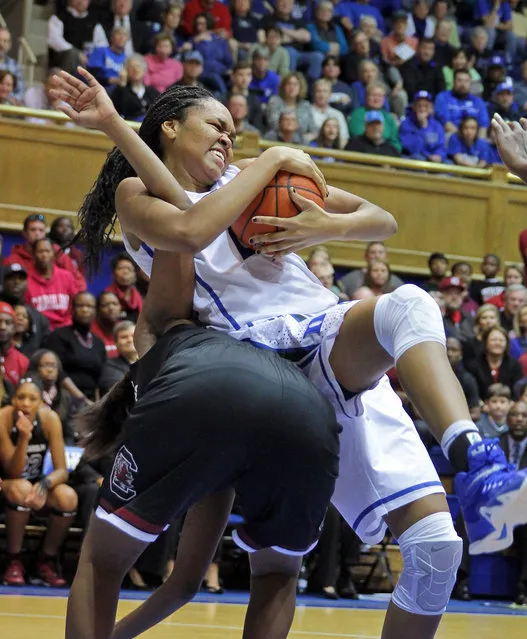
[380,210,398,238]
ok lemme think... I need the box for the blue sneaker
[454,439,527,555]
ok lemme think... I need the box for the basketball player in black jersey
[64,249,341,639]
[0,378,78,587]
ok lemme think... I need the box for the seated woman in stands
[0,377,78,587]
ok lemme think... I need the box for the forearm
[122,149,286,253]
[328,204,397,241]
[6,442,29,478]
[45,468,69,489]
[102,114,192,210]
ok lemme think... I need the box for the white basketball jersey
[122,165,338,332]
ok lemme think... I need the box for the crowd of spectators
[0,208,523,601]
[2,0,527,165]
[1,0,527,601]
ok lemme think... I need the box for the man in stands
[447,336,481,421]
[434,68,490,138]
[441,276,476,343]
[0,264,50,354]
[99,320,138,395]
[87,26,128,89]
[48,0,103,73]
[345,110,401,157]
[226,62,264,131]
[25,239,81,331]
[500,284,527,333]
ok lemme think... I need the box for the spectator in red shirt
[91,291,121,358]
[25,238,80,331]
[181,0,232,38]
[0,301,29,387]
[5,214,86,290]
[105,253,143,323]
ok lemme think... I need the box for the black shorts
[96,324,340,554]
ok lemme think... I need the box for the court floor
[1,589,526,639]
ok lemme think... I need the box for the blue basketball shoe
[454,439,527,555]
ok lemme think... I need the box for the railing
[17,36,37,87]
[1,103,521,183]
[1,103,526,274]
[0,103,142,130]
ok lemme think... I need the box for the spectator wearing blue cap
[483,55,508,101]
[487,82,522,121]
[345,110,400,156]
[435,69,490,136]
[171,50,206,89]
[399,90,447,162]
[447,115,491,167]
[474,0,519,62]
[399,37,445,101]
[347,82,401,151]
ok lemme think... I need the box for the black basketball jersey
[10,413,48,481]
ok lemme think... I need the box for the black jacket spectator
[399,56,445,100]
[44,327,106,401]
[466,353,523,400]
[453,362,481,412]
[444,310,475,343]
[111,83,159,121]
[345,135,400,157]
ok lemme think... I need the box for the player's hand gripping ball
[231,171,325,248]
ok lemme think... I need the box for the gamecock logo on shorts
[110,446,138,501]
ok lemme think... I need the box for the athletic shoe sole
[469,473,527,555]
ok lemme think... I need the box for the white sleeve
[48,15,73,52]
[92,23,110,49]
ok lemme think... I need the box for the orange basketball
[231,171,325,248]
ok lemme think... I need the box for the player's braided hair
[74,85,214,274]
[77,371,135,460]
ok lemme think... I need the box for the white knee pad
[374,284,446,362]
[392,511,462,616]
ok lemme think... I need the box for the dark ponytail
[76,371,135,460]
[74,85,214,274]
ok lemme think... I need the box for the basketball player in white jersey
[53,69,527,639]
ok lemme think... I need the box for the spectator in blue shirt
[191,12,233,95]
[487,81,522,121]
[249,47,280,103]
[87,27,128,90]
[307,1,349,58]
[400,90,447,162]
[447,115,491,167]
[0,27,24,101]
[335,0,385,35]
[434,68,490,136]
[474,0,519,61]
[514,60,527,113]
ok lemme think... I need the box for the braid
[75,85,214,275]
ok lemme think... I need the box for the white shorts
[228,301,445,544]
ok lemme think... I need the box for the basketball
[231,171,325,248]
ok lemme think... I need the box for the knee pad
[50,508,77,518]
[5,500,31,513]
[392,511,462,616]
[374,284,446,362]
